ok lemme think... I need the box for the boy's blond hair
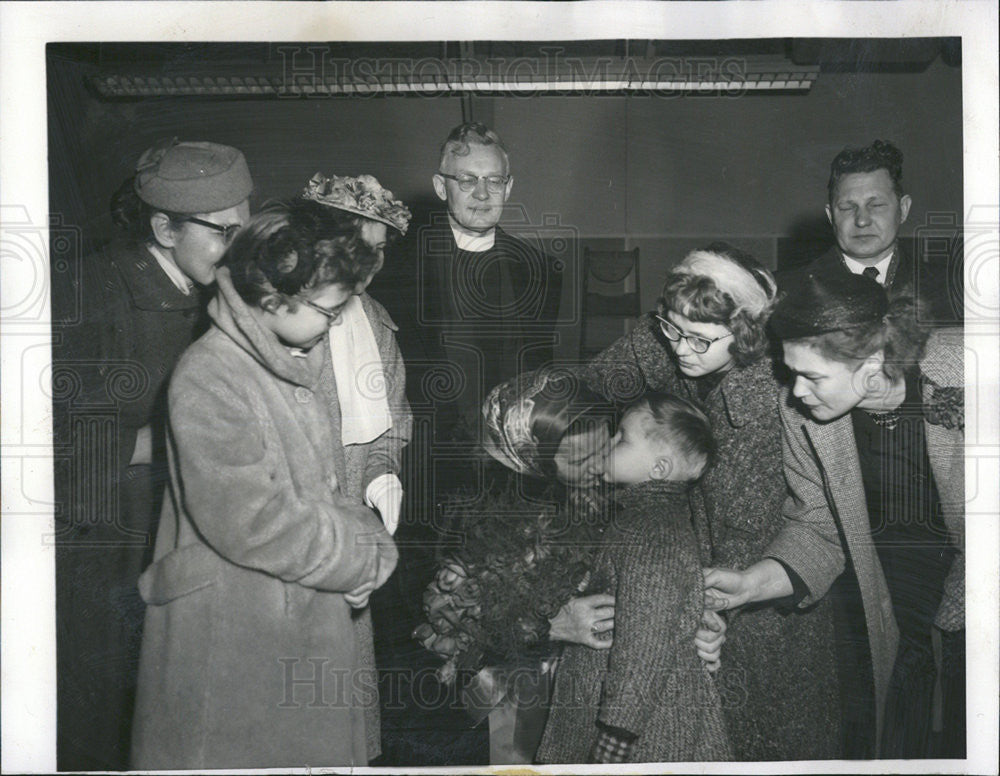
[632,392,715,481]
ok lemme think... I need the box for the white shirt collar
[448,216,496,252]
[842,251,894,284]
[145,242,194,295]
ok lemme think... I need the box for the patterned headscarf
[482,368,607,480]
[482,370,554,478]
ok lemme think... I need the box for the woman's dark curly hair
[222,199,379,312]
[528,369,618,483]
[770,270,930,382]
[109,176,185,241]
[658,242,779,367]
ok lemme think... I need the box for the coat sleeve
[765,394,846,606]
[580,326,651,404]
[169,358,389,594]
[361,297,412,488]
[597,519,704,741]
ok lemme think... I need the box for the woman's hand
[344,580,376,609]
[548,594,615,649]
[703,559,794,611]
[694,609,727,673]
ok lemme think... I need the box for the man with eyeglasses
[366,123,563,763]
[376,122,562,452]
[51,139,253,770]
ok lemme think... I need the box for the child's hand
[695,609,727,672]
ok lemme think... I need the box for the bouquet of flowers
[413,481,609,685]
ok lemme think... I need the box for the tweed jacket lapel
[801,415,868,542]
[801,411,898,747]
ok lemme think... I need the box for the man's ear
[649,456,674,481]
[150,212,178,249]
[502,175,514,203]
[432,174,448,202]
[898,194,912,224]
[824,203,834,226]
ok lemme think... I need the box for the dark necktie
[862,266,880,283]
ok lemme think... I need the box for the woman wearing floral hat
[52,139,253,770]
[294,173,415,761]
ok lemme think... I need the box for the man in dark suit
[377,121,562,461]
[366,123,563,764]
[780,139,958,324]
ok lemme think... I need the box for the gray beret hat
[134,139,253,213]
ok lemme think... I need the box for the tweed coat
[767,327,965,749]
[584,316,840,760]
[536,482,731,763]
[131,270,406,769]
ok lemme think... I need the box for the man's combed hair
[827,139,905,200]
[635,392,715,482]
[223,199,379,312]
[439,121,510,174]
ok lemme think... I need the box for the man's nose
[471,179,491,199]
[792,376,809,398]
[854,207,872,227]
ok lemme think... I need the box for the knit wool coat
[131,270,408,769]
[583,317,840,760]
[536,481,731,764]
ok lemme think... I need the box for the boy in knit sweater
[536,393,732,764]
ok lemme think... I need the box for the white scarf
[328,295,392,445]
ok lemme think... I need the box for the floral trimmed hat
[301,172,412,235]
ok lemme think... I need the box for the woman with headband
[704,270,964,758]
[584,243,840,760]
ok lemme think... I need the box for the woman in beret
[51,139,253,769]
[582,243,841,760]
[704,270,965,759]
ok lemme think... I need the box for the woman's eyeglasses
[181,217,241,244]
[436,171,511,193]
[654,314,733,354]
[298,297,345,323]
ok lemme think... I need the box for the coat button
[294,387,312,404]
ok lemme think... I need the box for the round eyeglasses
[436,171,511,193]
[655,314,733,354]
[181,216,242,244]
[298,297,346,324]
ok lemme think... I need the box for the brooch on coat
[924,385,964,432]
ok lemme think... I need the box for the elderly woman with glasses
[582,242,840,761]
[51,139,253,769]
